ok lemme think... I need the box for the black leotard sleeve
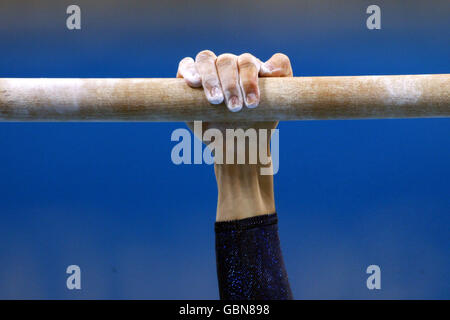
[215,213,293,300]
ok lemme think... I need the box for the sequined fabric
[215,213,293,300]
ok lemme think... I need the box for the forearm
[213,134,293,300]
[215,212,293,300]
[214,162,276,222]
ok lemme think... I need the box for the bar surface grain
[0,74,449,121]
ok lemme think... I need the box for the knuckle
[273,52,290,60]
[239,62,256,71]
[273,53,291,66]
[216,53,237,67]
[179,57,194,70]
[196,50,216,61]
[180,57,193,64]
[238,53,256,67]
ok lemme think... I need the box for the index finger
[259,53,293,77]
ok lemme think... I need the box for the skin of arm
[177,50,293,221]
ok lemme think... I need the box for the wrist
[214,162,275,222]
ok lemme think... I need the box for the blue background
[0,0,449,299]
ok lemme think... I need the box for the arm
[177,50,293,300]
[215,163,275,221]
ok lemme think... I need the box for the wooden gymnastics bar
[0,74,448,121]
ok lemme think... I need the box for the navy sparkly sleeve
[215,213,293,300]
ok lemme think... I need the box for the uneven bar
[0,74,449,121]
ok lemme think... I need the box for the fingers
[259,53,293,77]
[176,57,201,87]
[195,50,224,105]
[216,54,243,112]
[238,53,261,108]
[178,51,293,112]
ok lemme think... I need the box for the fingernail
[227,96,242,112]
[209,86,223,104]
[188,73,202,87]
[246,93,258,108]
